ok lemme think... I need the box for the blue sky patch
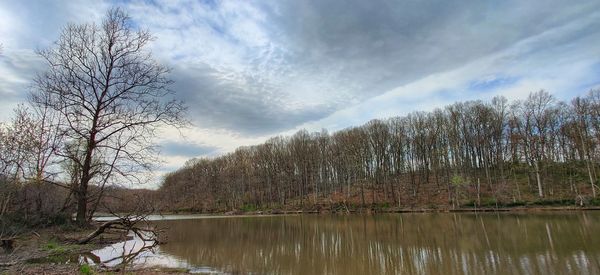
[468,76,520,92]
[160,141,218,158]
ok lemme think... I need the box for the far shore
[91,205,600,219]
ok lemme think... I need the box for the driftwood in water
[78,213,159,245]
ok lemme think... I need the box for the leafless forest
[159,90,600,212]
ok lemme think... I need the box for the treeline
[159,91,600,211]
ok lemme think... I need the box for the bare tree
[30,8,186,225]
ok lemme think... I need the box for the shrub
[529,199,575,206]
[451,175,467,186]
[46,212,72,226]
[480,198,498,207]
[461,200,477,208]
[504,201,527,207]
[588,198,600,206]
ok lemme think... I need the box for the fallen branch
[78,198,160,245]
[78,219,123,244]
[78,214,158,244]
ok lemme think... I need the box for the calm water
[86,212,600,274]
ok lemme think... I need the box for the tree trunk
[76,143,95,225]
[535,161,543,198]
[76,182,88,225]
[360,180,366,209]
[587,163,597,197]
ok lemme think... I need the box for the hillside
[149,90,600,213]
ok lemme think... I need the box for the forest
[158,90,600,212]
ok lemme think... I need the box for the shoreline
[0,226,123,274]
[0,225,193,274]
[154,205,600,217]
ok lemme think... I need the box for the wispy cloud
[160,141,218,158]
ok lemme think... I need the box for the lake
[85,212,600,274]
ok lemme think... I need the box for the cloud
[0,1,107,120]
[0,1,106,47]
[4,0,599,130]
[159,141,218,158]
[0,51,44,121]
[167,65,337,135]
[290,9,600,133]
[117,0,600,137]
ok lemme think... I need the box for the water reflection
[88,212,600,274]
[80,237,157,268]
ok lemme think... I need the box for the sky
[1,0,600,187]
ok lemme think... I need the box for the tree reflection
[150,213,600,274]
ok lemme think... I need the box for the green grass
[27,253,77,264]
[240,204,259,212]
[41,239,80,255]
[42,240,66,254]
[79,264,93,275]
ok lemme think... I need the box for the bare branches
[78,196,160,245]
[27,7,187,224]
[77,214,156,245]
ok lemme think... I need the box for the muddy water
[86,212,600,274]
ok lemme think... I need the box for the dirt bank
[0,225,191,275]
